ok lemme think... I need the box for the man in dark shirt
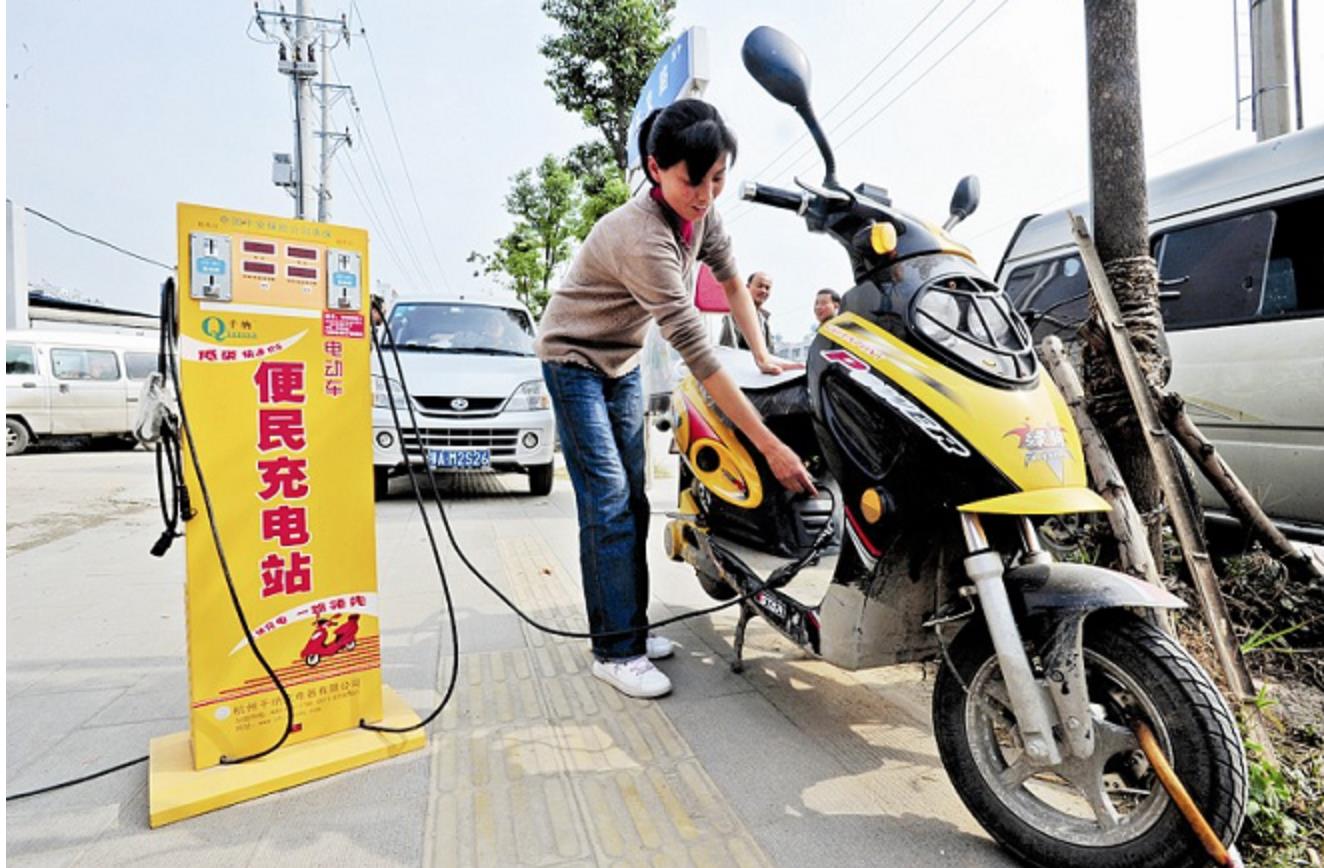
[719,272,774,351]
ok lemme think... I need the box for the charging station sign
[176,203,380,769]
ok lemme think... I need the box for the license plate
[427,448,491,469]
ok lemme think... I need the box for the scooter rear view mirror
[741,26,812,111]
[742,26,842,192]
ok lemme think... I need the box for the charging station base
[147,684,425,828]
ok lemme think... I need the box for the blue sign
[196,256,226,276]
[627,27,708,171]
[332,271,358,288]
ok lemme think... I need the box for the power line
[963,113,1238,247]
[830,0,1010,155]
[329,51,437,291]
[334,146,424,289]
[354,7,454,293]
[744,0,953,186]
[20,206,175,271]
[727,0,981,225]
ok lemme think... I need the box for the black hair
[638,98,738,186]
[816,288,841,304]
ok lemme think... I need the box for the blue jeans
[542,362,650,661]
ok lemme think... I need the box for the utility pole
[316,30,353,222]
[294,1,314,219]
[1080,0,1167,559]
[256,3,352,221]
[6,200,30,330]
[1250,0,1292,140]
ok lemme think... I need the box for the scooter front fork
[961,514,1080,767]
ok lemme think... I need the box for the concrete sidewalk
[6,451,1008,866]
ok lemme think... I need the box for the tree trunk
[1080,0,1168,560]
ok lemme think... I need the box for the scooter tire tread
[932,611,1247,868]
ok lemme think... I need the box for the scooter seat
[712,346,810,418]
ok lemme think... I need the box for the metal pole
[1291,0,1303,129]
[1250,0,1292,141]
[6,200,30,330]
[318,27,331,222]
[294,0,313,219]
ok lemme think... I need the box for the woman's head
[639,99,738,222]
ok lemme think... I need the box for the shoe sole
[591,667,672,699]
[646,647,674,661]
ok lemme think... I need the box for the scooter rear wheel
[932,611,1246,868]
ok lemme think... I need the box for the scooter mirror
[944,175,981,231]
[742,26,842,191]
[741,26,812,112]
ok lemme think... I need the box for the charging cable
[360,302,831,733]
[8,290,828,793]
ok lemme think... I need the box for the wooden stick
[1069,213,1276,761]
[1159,392,1323,582]
[1041,336,1174,635]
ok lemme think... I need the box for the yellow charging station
[148,203,424,827]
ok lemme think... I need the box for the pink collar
[650,186,694,246]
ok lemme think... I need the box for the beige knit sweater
[534,187,738,381]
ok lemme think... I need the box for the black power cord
[7,292,828,792]
[8,278,299,800]
[359,301,827,733]
[159,278,296,763]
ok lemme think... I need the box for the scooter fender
[1004,562,1186,613]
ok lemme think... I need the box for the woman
[535,99,815,699]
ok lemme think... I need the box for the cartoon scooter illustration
[300,613,359,667]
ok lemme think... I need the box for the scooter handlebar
[740,181,810,215]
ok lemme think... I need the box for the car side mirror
[943,176,980,231]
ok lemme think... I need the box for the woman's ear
[645,155,660,185]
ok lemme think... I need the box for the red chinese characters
[322,340,344,399]
[254,360,313,597]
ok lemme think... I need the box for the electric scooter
[663,27,1247,868]
[300,613,359,667]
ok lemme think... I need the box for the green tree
[566,141,629,240]
[539,0,676,172]
[469,154,580,318]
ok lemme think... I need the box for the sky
[6,1,1322,341]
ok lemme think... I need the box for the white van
[6,328,160,455]
[370,297,556,498]
[996,125,1324,536]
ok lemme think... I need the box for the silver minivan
[997,125,1323,535]
[6,328,159,455]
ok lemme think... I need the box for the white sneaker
[592,655,672,699]
[645,634,675,660]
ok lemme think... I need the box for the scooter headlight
[913,277,1036,384]
[506,379,550,412]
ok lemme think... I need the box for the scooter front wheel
[932,611,1246,868]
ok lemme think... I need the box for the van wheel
[528,463,554,496]
[6,419,31,456]
[373,467,389,501]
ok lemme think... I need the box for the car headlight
[373,375,405,409]
[506,379,550,412]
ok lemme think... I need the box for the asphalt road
[6,447,1011,867]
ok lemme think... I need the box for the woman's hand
[760,437,817,495]
[754,353,806,376]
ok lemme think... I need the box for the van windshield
[386,303,535,356]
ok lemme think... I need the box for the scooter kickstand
[732,603,755,673]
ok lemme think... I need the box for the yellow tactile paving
[422,535,774,868]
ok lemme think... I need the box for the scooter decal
[1005,423,1069,482]
[823,322,957,402]
[821,349,971,458]
[228,591,377,654]
[300,613,360,667]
